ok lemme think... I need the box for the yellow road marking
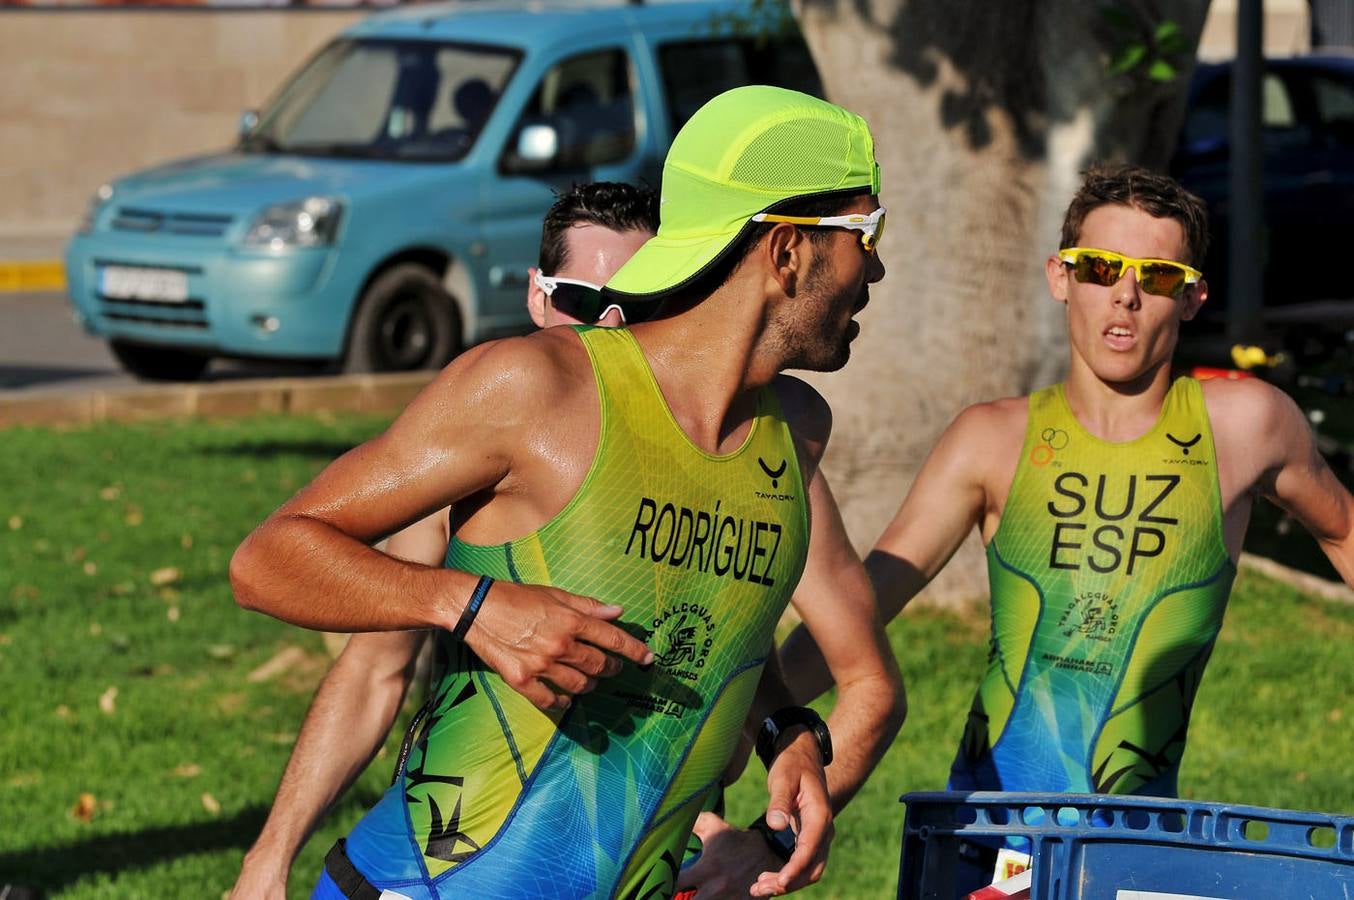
[0,260,66,293]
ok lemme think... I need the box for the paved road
[0,291,322,394]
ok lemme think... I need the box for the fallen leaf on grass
[1330,708,1344,723]
[55,704,71,720]
[99,486,121,501]
[7,515,21,530]
[0,634,10,646]
[180,533,194,549]
[173,763,202,778]
[111,581,135,596]
[149,567,181,586]
[98,686,118,714]
[83,561,98,576]
[267,732,297,745]
[167,606,180,622]
[72,792,97,822]
[124,507,144,527]
[207,644,236,660]
[247,646,308,684]
[201,792,221,815]
[158,587,180,602]
[89,622,102,635]
[216,692,246,714]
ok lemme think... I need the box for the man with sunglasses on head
[779,163,1354,889]
[231,85,903,900]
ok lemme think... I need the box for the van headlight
[243,197,343,249]
[77,183,115,234]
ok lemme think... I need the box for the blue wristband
[451,575,494,640]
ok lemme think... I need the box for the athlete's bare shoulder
[770,374,832,461]
[419,328,589,417]
[1199,373,1297,433]
[380,328,595,476]
[943,394,1028,460]
[1200,374,1310,494]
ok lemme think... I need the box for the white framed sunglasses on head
[532,271,655,324]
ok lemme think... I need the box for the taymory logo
[756,457,795,501]
[1164,432,1207,466]
[1167,432,1200,455]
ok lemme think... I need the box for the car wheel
[109,340,211,382]
[345,263,461,374]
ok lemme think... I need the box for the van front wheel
[345,263,461,373]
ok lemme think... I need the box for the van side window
[502,49,636,174]
[658,36,823,135]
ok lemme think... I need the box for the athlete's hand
[462,580,654,710]
[751,733,833,896]
[229,853,288,900]
[678,812,784,899]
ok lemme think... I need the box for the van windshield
[242,38,519,162]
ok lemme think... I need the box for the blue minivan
[65,0,821,380]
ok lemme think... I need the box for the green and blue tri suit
[949,377,1236,798]
[321,327,810,900]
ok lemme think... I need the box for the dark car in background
[1170,53,1354,359]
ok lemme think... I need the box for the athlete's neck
[631,296,770,455]
[1062,356,1177,443]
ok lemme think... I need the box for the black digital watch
[754,706,833,771]
[748,813,797,863]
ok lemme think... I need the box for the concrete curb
[1239,551,1354,605]
[0,370,437,430]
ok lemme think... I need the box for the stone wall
[0,11,362,250]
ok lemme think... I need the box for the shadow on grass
[196,440,368,461]
[0,806,268,891]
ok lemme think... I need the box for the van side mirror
[238,109,260,139]
[504,124,559,173]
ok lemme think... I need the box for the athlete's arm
[230,630,424,899]
[1233,379,1354,584]
[230,335,653,711]
[785,469,907,811]
[779,401,1013,703]
[231,511,449,897]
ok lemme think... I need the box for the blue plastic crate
[897,791,1354,900]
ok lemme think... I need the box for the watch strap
[755,705,833,770]
[747,814,796,863]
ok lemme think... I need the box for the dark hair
[1060,163,1210,266]
[538,182,660,273]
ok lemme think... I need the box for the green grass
[2,414,1351,897]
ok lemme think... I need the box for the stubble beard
[779,257,854,373]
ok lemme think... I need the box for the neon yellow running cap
[605,85,880,300]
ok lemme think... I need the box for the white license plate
[100,266,189,303]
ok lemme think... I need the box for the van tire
[109,340,211,382]
[345,263,461,373]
